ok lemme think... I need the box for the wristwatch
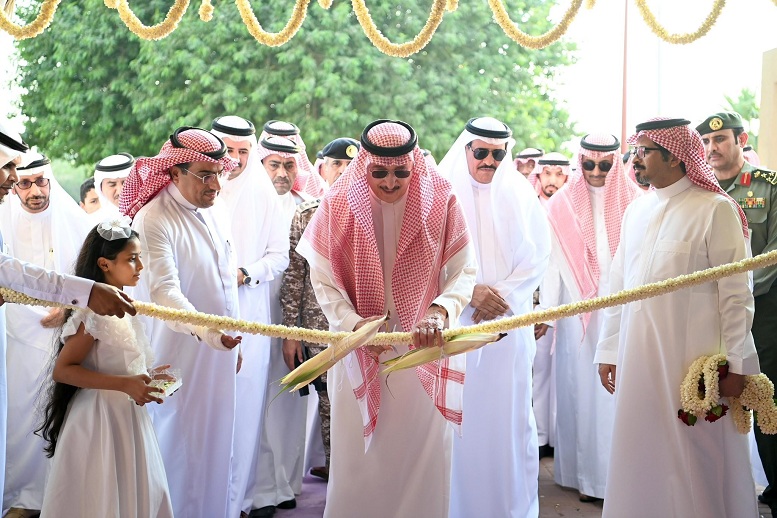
[239,267,251,286]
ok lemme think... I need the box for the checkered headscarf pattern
[546,134,641,332]
[256,136,325,196]
[260,124,325,197]
[304,121,470,443]
[528,151,570,196]
[120,129,237,219]
[627,118,748,237]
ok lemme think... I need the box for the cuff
[190,325,230,351]
[593,349,618,366]
[340,311,363,332]
[62,276,94,308]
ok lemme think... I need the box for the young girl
[37,218,174,518]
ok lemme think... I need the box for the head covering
[515,147,543,170]
[528,152,571,198]
[0,119,29,167]
[695,111,744,136]
[256,135,309,191]
[546,134,641,331]
[0,151,93,274]
[119,127,237,219]
[627,117,748,237]
[93,152,134,216]
[298,120,470,447]
[321,137,359,160]
[743,145,761,166]
[260,120,325,197]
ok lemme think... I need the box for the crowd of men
[0,108,774,518]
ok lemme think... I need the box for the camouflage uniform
[280,198,331,468]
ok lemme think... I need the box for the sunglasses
[371,169,412,179]
[581,160,613,172]
[467,144,507,162]
[15,177,50,190]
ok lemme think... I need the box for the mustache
[274,178,290,184]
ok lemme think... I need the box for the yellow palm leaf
[381,332,506,374]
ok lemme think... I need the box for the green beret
[695,112,744,135]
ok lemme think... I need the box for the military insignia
[747,191,754,197]
[756,198,766,209]
[346,145,358,158]
[741,171,751,187]
[709,117,723,131]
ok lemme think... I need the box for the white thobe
[538,185,614,498]
[449,179,550,518]
[302,192,476,518]
[132,184,239,518]
[595,176,760,518]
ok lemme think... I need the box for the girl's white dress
[40,310,173,518]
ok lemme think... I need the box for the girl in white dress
[37,218,174,518]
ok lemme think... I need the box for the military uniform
[279,198,331,469]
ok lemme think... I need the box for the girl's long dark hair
[35,225,139,457]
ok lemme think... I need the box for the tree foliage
[16,0,576,165]
[724,87,759,149]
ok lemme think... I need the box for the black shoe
[276,499,296,510]
[249,506,276,518]
[538,444,554,459]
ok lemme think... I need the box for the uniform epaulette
[753,169,777,186]
[298,198,321,213]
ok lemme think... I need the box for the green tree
[16,0,575,165]
[724,87,759,149]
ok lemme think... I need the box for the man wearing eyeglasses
[438,116,550,518]
[121,126,244,518]
[697,111,777,514]
[0,151,92,517]
[535,134,640,504]
[595,118,759,517]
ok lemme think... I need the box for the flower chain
[0,0,60,40]
[235,0,310,47]
[488,0,583,50]
[110,0,190,41]
[635,0,725,45]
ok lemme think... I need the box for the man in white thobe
[595,118,760,517]
[0,153,92,517]
[120,126,243,518]
[536,134,640,501]
[298,119,476,518]
[437,117,550,518]
[90,152,134,224]
[210,116,290,518]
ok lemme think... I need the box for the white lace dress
[39,310,173,518]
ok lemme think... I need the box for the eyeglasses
[180,167,227,184]
[581,160,613,172]
[630,146,663,159]
[467,144,507,162]
[15,177,50,190]
[371,169,412,179]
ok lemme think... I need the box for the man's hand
[470,284,509,323]
[220,333,242,350]
[40,307,66,328]
[719,371,745,397]
[534,323,549,340]
[237,268,245,288]
[283,339,304,371]
[598,364,617,394]
[87,282,136,317]
[412,305,447,349]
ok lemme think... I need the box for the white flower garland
[0,0,60,40]
[235,0,310,47]
[635,0,725,45]
[109,0,190,41]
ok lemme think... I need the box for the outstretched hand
[221,333,242,350]
[123,373,164,406]
[88,283,136,317]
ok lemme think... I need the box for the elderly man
[438,117,550,518]
[91,152,134,222]
[595,118,760,517]
[261,120,325,197]
[696,111,777,512]
[78,177,101,216]
[280,137,359,485]
[0,153,92,517]
[297,120,476,517]
[210,116,290,518]
[120,127,242,518]
[536,134,640,502]
[515,147,544,178]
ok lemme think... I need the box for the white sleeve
[431,242,477,323]
[536,257,562,327]
[594,240,625,366]
[0,252,94,308]
[307,261,363,333]
[243,197,290,286]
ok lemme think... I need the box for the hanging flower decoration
[235,0,310,47]
[635,0,725,45]
[0,0,60,40]
[110,0,190,41]
[488,0,583,50]
[198,0,214,22]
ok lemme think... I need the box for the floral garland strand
[488,0,583,50]
[111,0,190,41]
[635,0,725,45]
[235,0,310,47]
[199,0,214,22]
[0,0,60,40]
[350,0,447,58]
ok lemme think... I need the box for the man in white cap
[0,152,92,517]
[91,152,134,222]
[261,120,325,197]
[210,115,290,518]
[515,147,544,178]
[438,117,550,518]
[121,126,243,518]
[535,134,640,503]
[297,119,476,518]
[595,118,759,517]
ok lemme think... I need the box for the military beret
[695,112,744,135]
[321,137,359,160]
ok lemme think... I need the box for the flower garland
[235,0,310,47]
[350,0,447,58]
[110,0,190,41]
[635,0,725,45]
[678,354,777,435]
[488,0,583,50]
[198,0,214,22]
[0,0,60,40]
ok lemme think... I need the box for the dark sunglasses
[581,160,613,172]
[371,169,412,179]
[467,144,507,161]
[15,177,50,190]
